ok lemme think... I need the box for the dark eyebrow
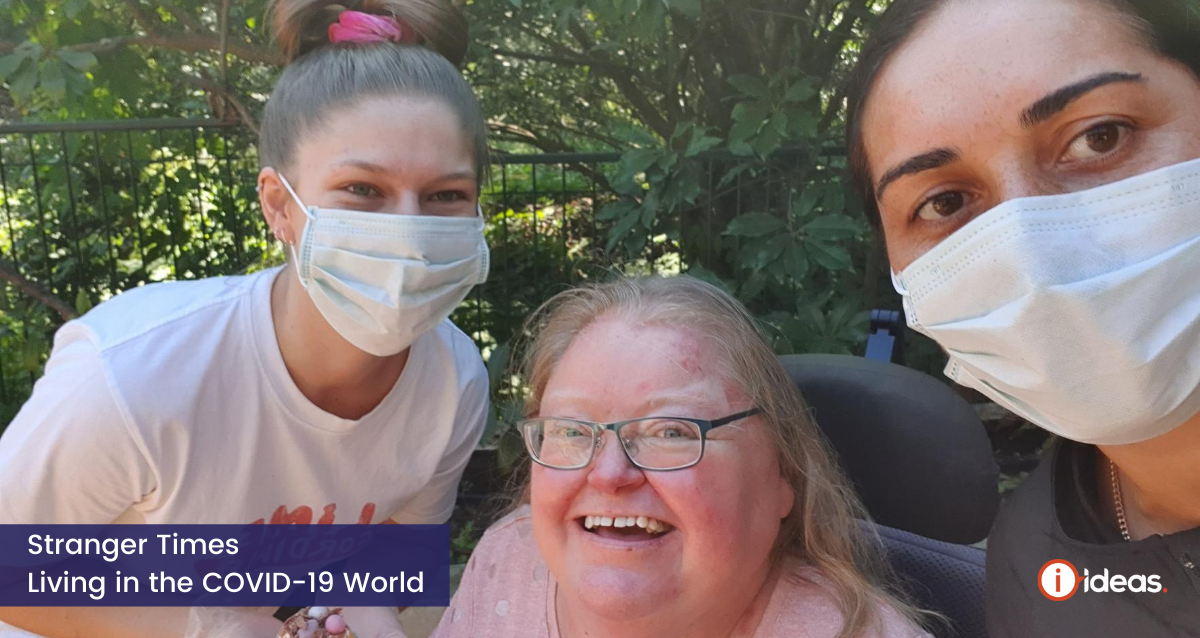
[1020,71,1145,129]
[874,148,960,201]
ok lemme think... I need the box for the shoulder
[436,507,549,636]
[428,319,487,385]
[461,506,546,592]
[762,564,929,638]
[986,440,1062,558]
[63,270,270,354]
[472,506,540,560]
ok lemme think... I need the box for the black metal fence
[0,118,817,423]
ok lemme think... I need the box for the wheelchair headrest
[779,354,999,544]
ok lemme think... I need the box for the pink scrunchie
[328,10,417,45]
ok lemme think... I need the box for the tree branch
[0,33,285,65]
[0,263,76,322]
[183,73,260,134]
[491,48,592,67]
[219,0,233,82]
[561,19,673,138]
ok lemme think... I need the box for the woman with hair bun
[0,0,491,636]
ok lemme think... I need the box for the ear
[258,167,296,244]
[774,468,796,520]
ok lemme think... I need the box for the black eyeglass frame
[518,408,762,471]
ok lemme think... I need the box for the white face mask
[277,174,489,356]
[892,158,1200,445]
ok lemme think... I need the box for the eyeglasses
[518,409,761,471]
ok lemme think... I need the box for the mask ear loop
[275,173,316,289]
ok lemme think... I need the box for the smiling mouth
[579,515,675,540]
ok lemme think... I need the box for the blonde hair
[512,275,927,638]
[258,0,486,181]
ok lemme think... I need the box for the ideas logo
[1038,559,1166,601]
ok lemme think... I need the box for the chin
[567,564,680,618]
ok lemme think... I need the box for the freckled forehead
[543,317,736,414]
[862,0,1151,174]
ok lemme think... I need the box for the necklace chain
[1108,458,1132,543]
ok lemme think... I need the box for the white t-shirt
[0,266,489,527]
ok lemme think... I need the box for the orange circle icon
[1037,559,1082,601]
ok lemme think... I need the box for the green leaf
[8,64,38,102]
[803,214,863,240]
[783,245,809,281]
[508,0,523,6]
[685,134,722,157]
[684,264,734,295]
[58,50,98,71]
[664,0,701,18]
[724,212,785,237]
[728,75,770,101]
[741,234,788,270]
[74,288,93,315]
[64,0,88,18]
[769,110,788,137]
[750,124,782,158]
[786,108,819,138]
[617,147,662,183]
[807,241,854,272]
[728,114,764,146]
[14,41,42,62]
[485,342,512,387]
[791,187,821,218]
[597,199,636,222]
[40,60,67,101]
[0,55,25,83]
[606,208,642,252]
[784,79,816,103]
[739,271,768,301]
[822,182,847,216]
[639,199,657,227]
[732,102,770,125]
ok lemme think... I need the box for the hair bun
[270,0,468,66]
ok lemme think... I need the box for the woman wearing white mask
[846,0,1199,636]
[0,1,488,636]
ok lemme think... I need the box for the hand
[185,607,283,638]
[336,607,408,638]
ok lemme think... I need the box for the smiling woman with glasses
[431,276,931,638]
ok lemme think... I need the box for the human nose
[993,160,1063,202]
[393,192,421,216]
[586,430,645,493]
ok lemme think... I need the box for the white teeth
[581,515,672,534]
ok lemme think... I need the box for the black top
[986,439,1200,637]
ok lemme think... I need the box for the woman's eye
[1061,122,1129,164]
[915,191,968,221]
[430,191,468,203]
[345,184,378,197]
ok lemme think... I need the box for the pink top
[431,511,931,638]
